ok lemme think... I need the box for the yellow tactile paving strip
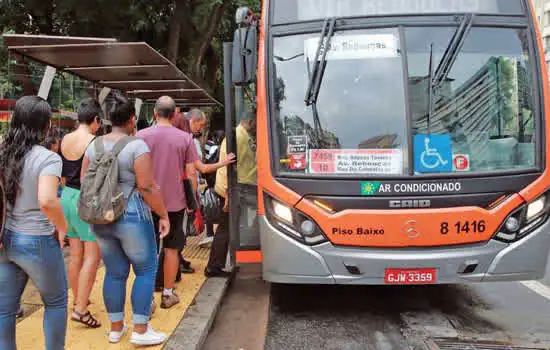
[16,237,212,349]
[183,235,211,261]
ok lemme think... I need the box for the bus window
[406,27,536,173]
[233,103,260,252]
[273,28,409,176]
[272,25,537,176]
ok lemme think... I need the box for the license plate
[384,268,436,285]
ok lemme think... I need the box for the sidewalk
[15,236,214,349]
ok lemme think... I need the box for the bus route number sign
[309,149,402,175]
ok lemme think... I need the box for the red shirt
[171,113,191,133]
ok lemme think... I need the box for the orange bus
[224,0,550,284]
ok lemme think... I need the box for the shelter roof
[3,34,220,107]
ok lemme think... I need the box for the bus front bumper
[259,216,550,285]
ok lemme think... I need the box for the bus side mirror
[232,12,258,85]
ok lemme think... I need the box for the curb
[164,275,232,350]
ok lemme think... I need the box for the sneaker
[160,292,180,309]
[204,267,231,278]
[130,326,167,346]
[108,324,127,344]
[199,236,214,248]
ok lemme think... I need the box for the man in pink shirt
[136,96,199,309]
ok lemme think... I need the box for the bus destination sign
[272,0,523,23]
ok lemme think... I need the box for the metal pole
[98,87,112,124]
[224,42,238,268]
[38,66,56,100]
[235,86,244,122]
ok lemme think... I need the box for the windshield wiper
[304,17,337,147]
[427,14,474,133]
[432,13,474,88]
[305,17,336,106]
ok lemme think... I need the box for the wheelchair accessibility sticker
[414,134,453,173]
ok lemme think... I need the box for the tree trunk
[193,1,230,79]
[167,0,188,63]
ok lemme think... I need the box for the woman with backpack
[0,96,69,350]
[81,93,170,346]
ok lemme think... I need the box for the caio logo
[453,154,470,172]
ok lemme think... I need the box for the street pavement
[207,256,550,349]
[264,256,550,350]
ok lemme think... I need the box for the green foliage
[496,57,518,133]
[0,0,264,109]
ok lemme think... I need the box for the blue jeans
[92,193,157,325]
[0,231,68,350]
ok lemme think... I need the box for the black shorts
[152,210,187,250]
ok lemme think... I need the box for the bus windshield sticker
[453,154,470,172]
[304,34,398,62]
[361,181,463,196]
[289,154,307,170]
[413,134,453,173]
[309,149,402,175]
[288,135,308,154]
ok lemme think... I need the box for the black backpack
[204,140,220,188]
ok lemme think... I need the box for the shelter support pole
[235,86,244,122]
[134,98,143,120]
[38,66,56,100]
[98,87,111,121]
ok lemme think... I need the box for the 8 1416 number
[440,220,486,235]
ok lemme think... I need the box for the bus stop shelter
[3,34,221,121]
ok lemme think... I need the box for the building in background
[533,0,550,71]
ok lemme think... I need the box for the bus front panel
[251,0,550,284]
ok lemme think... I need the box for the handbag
[183,179,200,211]
[194,209,205,234]
[201,187,222,224]
[182,168,199,211]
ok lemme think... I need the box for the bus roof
[3,34,221,107]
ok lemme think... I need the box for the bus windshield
[273,26,537,176]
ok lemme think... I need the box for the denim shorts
[62,186,95,242]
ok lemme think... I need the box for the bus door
[224,9,261,267]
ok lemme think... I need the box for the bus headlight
[265,194,328,246]
[527,196,546,221]
[272,200,293,224]
[496,192,550,243]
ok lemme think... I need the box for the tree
[0,0,262,103]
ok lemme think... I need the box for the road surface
[205,258,550,350]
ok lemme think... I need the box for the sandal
[71,310,101,329]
